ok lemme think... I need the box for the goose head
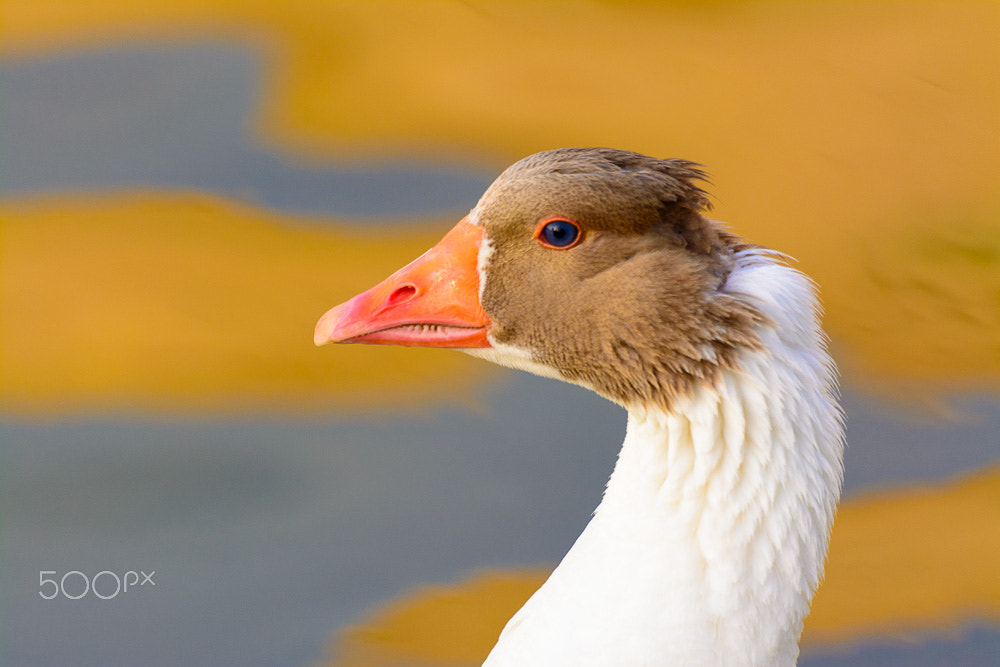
[315,147,765,411]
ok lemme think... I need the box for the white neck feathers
[485,251,845,666]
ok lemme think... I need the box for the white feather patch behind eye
[467,218,568,380]
[476,230,495,303]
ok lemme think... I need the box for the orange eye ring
[534,216,582,250]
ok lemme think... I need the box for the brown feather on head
[473,148,766,410]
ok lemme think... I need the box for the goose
[314,148,845,666]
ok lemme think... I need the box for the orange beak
[314,216,491,348]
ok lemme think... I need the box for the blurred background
[1,1,997,665]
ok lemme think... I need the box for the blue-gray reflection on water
[0,44,495,220]
[801,626,1000,667]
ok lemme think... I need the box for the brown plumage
[473,148,767,410]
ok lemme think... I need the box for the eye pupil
[540,219,580,248]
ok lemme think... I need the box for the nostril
[386,284,417,307]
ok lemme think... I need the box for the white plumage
[482,249,844,666]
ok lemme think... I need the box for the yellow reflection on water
[322,467,1000,666]
[0,193,489,413]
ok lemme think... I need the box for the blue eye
[536,217,581,249]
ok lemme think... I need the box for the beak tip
[314,311,337,346]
